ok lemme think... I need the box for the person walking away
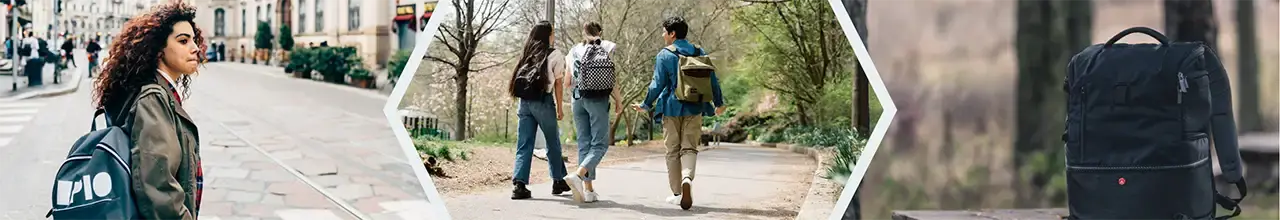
[90,2,207,219]
[507,20,572,200]
[86,39,102,78]
[561,21,621,203]
[61,37,76,68]
[634,16,726,210]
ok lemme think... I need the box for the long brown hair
[507,21,555,97]
[92,2,206,109]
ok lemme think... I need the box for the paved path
[443,143,815,220]
[0,62,432,220]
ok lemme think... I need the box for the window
[267,4,272,24]
[347,0,360,31]
[214,9,226,36]
[256,6,262,22]
[314,0,324,32]
[241,9,247,36]
[298,0,306,33]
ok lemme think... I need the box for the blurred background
[858,0,1279,219]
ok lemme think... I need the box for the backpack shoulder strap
[1202,46,1247,220]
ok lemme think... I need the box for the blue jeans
[573,97,611,181]
[513,94,568,185]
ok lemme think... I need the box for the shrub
[254,21,274,50]
[286,48,314,75]
[387,50,412,83]
[823,136,864,185]
[278,25,294,51]
[312,47,357,84]
[413,136,470,162]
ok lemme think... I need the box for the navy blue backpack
[48,86,173,219]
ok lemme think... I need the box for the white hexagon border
[381,1,898,219]
[825,0,896,219]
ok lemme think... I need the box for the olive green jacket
[118,74,201,220]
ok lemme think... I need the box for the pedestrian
[217,42,226,62]
[86,38,102,78]
[61,37,77,68]
[561,21,621,203]
[91,2,206,219]
[633,16,726,211]
[506,20,571,200]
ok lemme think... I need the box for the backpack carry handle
[91,108,110,131]
[1105,27,1170,47]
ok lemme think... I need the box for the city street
[0,61,432,220]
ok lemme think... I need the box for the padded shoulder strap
[1203,46,1247,220]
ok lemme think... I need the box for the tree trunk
[1013,0,1091,207]
[1235,0,1262,132]
[454,68,470,141]
[843,0,867,219]
[1164,0,1218,49]
[796,101,812,126]
[610,110,624,145]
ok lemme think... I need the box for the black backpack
[1064,27,1247,220]
[512,49,554,101]
[574,40,615,99]
[48,85,178,219]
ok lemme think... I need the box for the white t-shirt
[566,39,617,71]
[543,49,566,94]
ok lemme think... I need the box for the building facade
[193,0,399,69]
[56,0,148,45]
[391,0,437,51]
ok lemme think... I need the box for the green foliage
[387,50,412,81]
[413,136,470,162]
[254,21,274,49]
[824,135,865,185]
[286,48,314,74]
[312,47,358,83]
[1019,148,1067,206]
[278,25,294,51]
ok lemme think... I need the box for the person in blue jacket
[633,16,725,211]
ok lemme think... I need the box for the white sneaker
[584,191,599,203]
[533,149,548,160]
[665,195,681,205]
[563,174,586,202]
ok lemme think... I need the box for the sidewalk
[0,60,82,100]
[443,143,817,220]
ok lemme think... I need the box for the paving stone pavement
[186,63,433,219]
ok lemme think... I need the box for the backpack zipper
[1177,72,1188,104]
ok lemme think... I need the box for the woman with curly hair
[92,2,206,219]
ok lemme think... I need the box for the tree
[426,0,516,141]
[279,25,294,51]
[1013,0,1091,207]
[841,1,866,219]
[735,0,853,126]
[1234,0,1262,132]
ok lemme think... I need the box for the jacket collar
[153,72,192,123]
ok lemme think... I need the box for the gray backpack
[48,85,177,219]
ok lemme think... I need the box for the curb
[0,67,84,102]
[750,142,836,220]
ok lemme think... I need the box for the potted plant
[348,66,374,89]
[287,48,313,79]
[311,47,351,84]
[278,25,294,68]
[254,21,274,65]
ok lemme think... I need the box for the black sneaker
[512,183,532,200]
[552,180,571,195]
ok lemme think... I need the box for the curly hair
[92,2,206,109]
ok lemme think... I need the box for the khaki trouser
[662,115,701,195]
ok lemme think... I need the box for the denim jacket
[640,39,725,117]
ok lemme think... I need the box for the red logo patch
[1118,177,1126,185]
